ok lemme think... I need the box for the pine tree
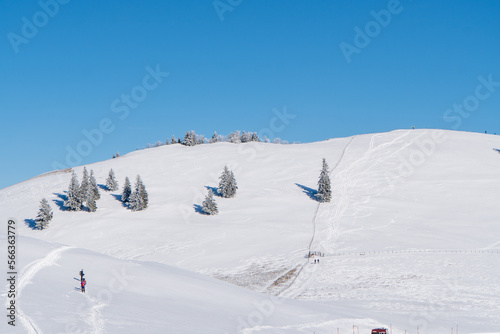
[209,131,219,143]
[89,170,100,200]
[129,175,148,211]
[86,190,97,212]
[240,131,251,143]
[202,189,218,215]
[196,134,206,145]
[122,176,132,202]
[64,171,82,211]
[106,169,119,191]
[35,198,53,229]
[183,131,196,146]
[317,158,332,203]
[80,167,90,206]
[250,132,260,142]
[171,135,177,144]
[227,130,241,143]
[218,166,238,198]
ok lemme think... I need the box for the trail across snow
[83,294,106,334]
[17,246,73,334]
[278,136,355,298]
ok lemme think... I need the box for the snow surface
[1,129,499,333]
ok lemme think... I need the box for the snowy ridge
[1,129,500,333]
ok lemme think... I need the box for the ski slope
[1,129,500,333]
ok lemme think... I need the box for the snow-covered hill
[1,129,499,333]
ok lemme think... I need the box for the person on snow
[81,278,86,293]
[80,269,85,282]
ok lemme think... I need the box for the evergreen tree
[209,131,219,143]
[106,169,119,191]
[86,190,97,212]
[240,131,251,143]
[317,158,332,203]
[80,167,90,205]
[218,166,238,198]
[202,189,218,215]
[89,170,100,201]
[35,198,53,229]
[64,171,82,211]
[250,132,260,142]
[227,130,241,143]
[122,176,132,203]
[129,175,148,211]
[183,131,196,146]
[196,134,206,145]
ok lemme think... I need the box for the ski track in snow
[83,294,105,334]
[17,245,73,334]
[278,136,355,298]
[280,131,427,299]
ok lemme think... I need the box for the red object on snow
[371,329,387,334]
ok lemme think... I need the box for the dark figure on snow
[81,279,86,293]
[80,269,85,282]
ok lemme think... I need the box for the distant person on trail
[80,269,85,282]
[81,279,86,293]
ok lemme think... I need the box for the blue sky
[1,0,499,189]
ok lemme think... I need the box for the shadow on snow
[295,183,319,202]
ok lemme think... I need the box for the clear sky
[1,0,499,189]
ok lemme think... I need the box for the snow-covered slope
[1,129,499,333]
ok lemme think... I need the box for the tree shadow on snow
[193,204,207,215]
[295,183,319,202]
[24,219,37,230]
[111,194,128,208]
[204,186,220,197]
[53,192,67,211]
[98,184,108,191]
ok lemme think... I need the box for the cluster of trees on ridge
[33,168,149,229]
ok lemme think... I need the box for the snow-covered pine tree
[80,167,90,206]
[250,132,260,142]
[35,198,53,229]
[89,170,100,200]
[106,169,119,191]
[201,189,218,215]
[64,171,82,211]
[183,131,196,146]
[209,131,219,143]
[240,131,252,143]
[218,166,229,197]
[196,134,206,145]
[226,170,238,198]
[171,135,177,144]
[122,176,131,202]
[227,130,241,143]
[317,158,332,203]
[86,189,97,212]
[129,175,148,211]
[218,166,238,198]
